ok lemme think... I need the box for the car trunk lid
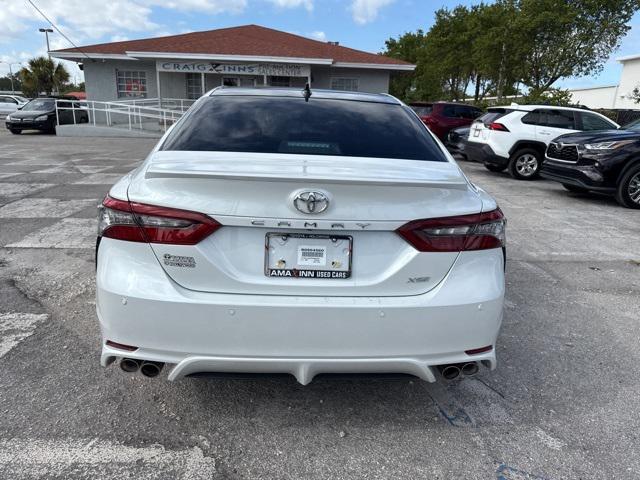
[127,152,482,297]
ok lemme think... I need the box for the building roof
[51,24,414,70]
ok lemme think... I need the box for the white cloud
[350,0,395,25]
[268,0,313,11]
[0,0,246,82]
[308,31,326,41]
[0,0,246,44]
[147,0,247,13]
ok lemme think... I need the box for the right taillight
[488,122,509,132]
[98,195,220,245]
[396,208,506,252]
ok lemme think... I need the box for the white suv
[465,105,619,180]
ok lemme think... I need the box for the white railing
[111,97,196,113]
[55,98,194,132]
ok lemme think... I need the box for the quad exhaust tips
[438,362,480,380]
[140,361,164,378]
[119,358,165,377]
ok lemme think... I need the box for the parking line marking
[0,313,48,358]
[0,183,54,199]
[0,173,20,179]
[0,438,216,479]
[7,218,96,249]
[73,173,124,185]
[33,166,112,174]
[0,199,97,218]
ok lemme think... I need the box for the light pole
[39,28,54,58]
[0,61,21,94]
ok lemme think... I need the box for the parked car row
[0,94,29,115]
[4,96,88,134]
[430,103,638,209]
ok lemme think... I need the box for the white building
[569,54,640,109]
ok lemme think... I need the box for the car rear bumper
[464,141,508,166]
[97,238,505,384]
[541,159,616,193]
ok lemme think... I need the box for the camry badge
[293,191,329,214]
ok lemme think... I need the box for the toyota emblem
[293,191,329,214]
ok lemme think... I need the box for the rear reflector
[465,345,493,355]
[99,196,220,245]
[396,208,506,252]
[106,340,138,352]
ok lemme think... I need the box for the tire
[485,164,506,172]
[615,164,640,209]
[9,128,21,135]
[562,183,589,194]
[508,148,542,180]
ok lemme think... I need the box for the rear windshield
[410,105,433,117]
[477,108,512,124]
[162,96,447,162]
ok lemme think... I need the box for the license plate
[473,128,480,137]
[265,233,352,279]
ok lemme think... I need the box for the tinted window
[479,108,512,124]
[442,105,456,118]
[521,110,542,125]
[454,106,481,119]
[580,112,616,131]
[22,99,55,111]
[623,118,640,131]
[411,105,432,117]
[163,96,447,162]
[542,109,575,129]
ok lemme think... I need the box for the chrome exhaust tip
[461,362,479,376]
[439,364,461,380]
[140,361,164,378]
[120,358,140,373]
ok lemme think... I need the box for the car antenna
[303,83,312,102]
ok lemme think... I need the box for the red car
[410,102,483,140]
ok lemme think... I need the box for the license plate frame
[264,232,353,279]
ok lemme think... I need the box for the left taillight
[98,195,221,245]
[396,208,506,252]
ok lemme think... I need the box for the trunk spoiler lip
[144,152,469,189]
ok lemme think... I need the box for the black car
[445,126,470,159]
[5,97,88,134]
[541,120,640,208]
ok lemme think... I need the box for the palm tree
[19,56,70,97]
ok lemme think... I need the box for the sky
[0,0,639,90]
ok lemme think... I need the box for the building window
[330,77,359,92]
[186,73,202,99]
[222,77,257,87]
[116,70,147,98]
[269,76,291,87]
[222,77,239,87]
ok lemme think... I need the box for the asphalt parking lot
[0,127,639,480]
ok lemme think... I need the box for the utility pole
[39,28,53,59]
[0,61,20,93]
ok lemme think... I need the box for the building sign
[157,61,310,77]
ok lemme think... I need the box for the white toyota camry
[96,87,505,384]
